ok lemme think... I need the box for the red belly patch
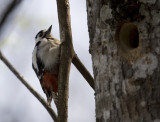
[41,71,58,93]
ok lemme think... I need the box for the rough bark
[86,0,160,122]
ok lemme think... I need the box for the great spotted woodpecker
[32,25,60,107]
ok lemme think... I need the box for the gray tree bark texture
[86,0,160,122]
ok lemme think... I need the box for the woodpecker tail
[46,92,58,108]
[52,92,58,108]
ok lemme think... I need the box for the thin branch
[0,51,57,122]
[0,0,22,33]
[56,0,95,121]
[72,54,95,90]
[56,0,94,121]
[56,0,74,122]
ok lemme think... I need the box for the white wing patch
[32,46,38,72]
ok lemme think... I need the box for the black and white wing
[32,46,44,80]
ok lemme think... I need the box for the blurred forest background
[0,0,95,122]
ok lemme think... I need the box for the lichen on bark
[86,0,160,121]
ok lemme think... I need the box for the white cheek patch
[35,37,41,44]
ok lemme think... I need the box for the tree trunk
[86,0,160,122]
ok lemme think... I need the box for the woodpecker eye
[39,32,43,37]
[35,30,43,38]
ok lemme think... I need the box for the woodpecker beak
[44,25,52,37]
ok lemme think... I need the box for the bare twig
[0,0,22,33]
[72,54,94,90]
[0,51,57,122]
[56,0,74,122]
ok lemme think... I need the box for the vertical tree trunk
[86,0,160,122]
[56,0,74,122]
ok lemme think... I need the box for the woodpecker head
[35,25,53,45]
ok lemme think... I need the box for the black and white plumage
[32,25,60,107]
